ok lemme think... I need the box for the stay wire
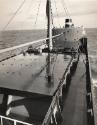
[61,0,68,17]
[67,0,72,18]
[61,0,71,18]
[33,0,42,28]
[2,0,26,31]
[53,0,61,27]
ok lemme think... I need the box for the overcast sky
[0,0,97,30]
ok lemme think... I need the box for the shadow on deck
[62,55,87,125]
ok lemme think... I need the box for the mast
[46,0,53,82]
[46,0,53,51]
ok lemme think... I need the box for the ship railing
[0,115,33,125]
[42,56,75,125]
[86,56,95,125]
[0,33,64,62]
[42,90,60,125]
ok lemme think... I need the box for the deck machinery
[0,0,95,125]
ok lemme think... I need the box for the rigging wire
[67,0,72,18]
[61,0,68,17]
[43,1,48,31]
[2,0,26,31]
[33,0,42,28]
[61,0,71,18]
[53,0,61,27]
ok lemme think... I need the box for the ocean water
[0,29,47,49]
[86,28,97,123]
[0,28,97,123]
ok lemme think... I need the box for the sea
[0,28,97,123]
[86,28,97,124]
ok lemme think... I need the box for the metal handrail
[0,33,63,54]
[42,56,74,125]
[0,115,33,125]
[0,32,64,62]
[42,91,58,125]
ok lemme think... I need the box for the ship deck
[0,53,71,96]
[62,55,87,125]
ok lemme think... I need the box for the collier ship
[0,0,96,125]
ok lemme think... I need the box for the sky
[0,0,97,30]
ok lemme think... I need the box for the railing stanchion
[14,120,17,125]
[1,116,3,125]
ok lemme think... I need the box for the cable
[2,0,26,31]
[61,0,68,17]
[53,0,61,27]
[61,0,71,18]
[33,0,41,28]
[67,0,72,18]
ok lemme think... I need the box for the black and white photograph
[0,0,97,125]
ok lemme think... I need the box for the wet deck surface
[0,53,71,96]
[62,56,87,125]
